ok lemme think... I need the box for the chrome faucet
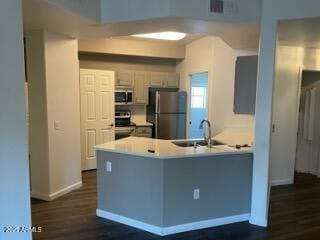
[199,120,212,147]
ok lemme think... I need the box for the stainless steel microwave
[115,88,133,105]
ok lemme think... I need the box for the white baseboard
[270,178,293,186]
[162,213,250,236]
[31,191,51,201]
[31,181,82,201]
[97,209,163,235]
[249,216,267,227]
[96,209,250,236]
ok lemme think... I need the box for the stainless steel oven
[115,88,133,105]
[115,110,136,140]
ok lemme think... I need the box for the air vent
[209,0,239,14]
[210,0,224,13]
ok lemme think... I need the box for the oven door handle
[115,127,135,133]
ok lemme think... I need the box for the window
[191,87,207,109]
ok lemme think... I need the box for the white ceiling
[278,17,320,48]
[23,0,260,49]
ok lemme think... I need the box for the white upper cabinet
[116,70,180,105]
[134,71,149,104]
[164,73,180,88]
[116,71,134,87]
[149,72,164,87]
[233,55,258,115]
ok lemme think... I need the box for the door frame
[187,71,209,139]
[293,66,320,179]
[274,65,320,185]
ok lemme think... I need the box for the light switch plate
[54,121,61,130]
[193,189,200,200]
[106,161,112,172]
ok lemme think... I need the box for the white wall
[177,36,256,137]
[44,31,82,196]
[26,30,82,200]
[79,38,185,59]
[211,38,256,133]
[79,52,177,72]
[270,45,320,186]
[270,45,304,186]
[171,0,261,23]
[177,37,215,137]
[47,0,101,21]
[0,1,32,240]
[304,48,320,69]
[252,0,320,228]
[26,30,51,196]
[101,0,171,23]
[100,0,261,24]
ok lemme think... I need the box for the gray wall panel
[163,154,252,226]
[97,152,164,226]
[97,151,253,228]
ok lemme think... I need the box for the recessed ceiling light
[131,32,186,41]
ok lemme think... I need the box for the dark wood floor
[31,171,320,240]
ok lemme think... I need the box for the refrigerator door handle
[156,91,161,114]
[155,114,159,139]
[155,92,160,139]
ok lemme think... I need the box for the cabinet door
[234,55,258,115]
[149,72,164,87]
[116,71,134,87]
[134,71,149,104]
[164,73,180,88]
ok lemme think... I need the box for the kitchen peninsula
[95,137,253,236]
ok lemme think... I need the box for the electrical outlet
[106,161,112,172]
[193,189,200,200]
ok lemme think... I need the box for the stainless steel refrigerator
[147,88,187,140]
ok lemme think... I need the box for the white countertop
[133,121,153,127]
[95,136,252,159]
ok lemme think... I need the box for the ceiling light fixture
[131,32,186,41]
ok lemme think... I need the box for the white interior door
[80,69,115,171]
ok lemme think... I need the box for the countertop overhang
[94,137,252,159]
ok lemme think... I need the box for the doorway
[80,69,115,171]
[295,70,320,178]
[188,72,208,139]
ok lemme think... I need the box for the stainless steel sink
[172,139,225,148]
